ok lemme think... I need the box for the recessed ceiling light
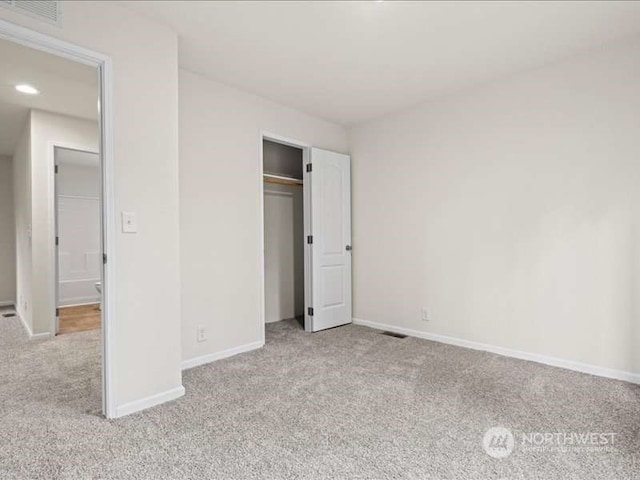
[15,84,39,95]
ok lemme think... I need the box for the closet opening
[260,133,353,337]
[262,136,309,335]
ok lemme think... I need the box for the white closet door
[309,148,352,332]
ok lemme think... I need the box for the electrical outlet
[421,308,429,322]
[197,325,207,343]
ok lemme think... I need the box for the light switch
[121,211,137,233]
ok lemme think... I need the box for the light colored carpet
[0,309,638,479]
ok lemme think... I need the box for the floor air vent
[381,331,407,339]
[0,1,62,26]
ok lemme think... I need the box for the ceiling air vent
[0,1,62,27]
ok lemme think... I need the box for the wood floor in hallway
[59,303,101,335]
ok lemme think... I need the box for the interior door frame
[0,19,117,418]
[259,132,312,341]
[52,145,101,335]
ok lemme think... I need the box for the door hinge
[55,165,59,174]
[55,236,59,246]
[55,308,59,317]
[307,235,313,244]
[306,164,312,173]
[103,253,107,264]
[308,307,314,316]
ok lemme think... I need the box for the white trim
[352,318,640,385]
[58,299,100,308]
[262,132,310,150]
[59,277,101,283]
[30,331,51,340]
[181,341,264,370]
[57,194,100,201]
[0,300,15,307]
[258,137,266,345]
[17,312,51,339]
[99,57,117,420]
[115,385,185,418]
[302,147,312,332]
[0,18,117,419]
[0,19,102,66]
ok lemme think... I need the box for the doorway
[262,138,306,330]
[0,19,115,417]
[54,147,102,335]
[260,133,353,337]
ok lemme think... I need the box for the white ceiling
[0,38,98,156]
[123,0,640,126]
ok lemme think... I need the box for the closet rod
[263,173,303,187]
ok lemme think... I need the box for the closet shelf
[263,173,303,187]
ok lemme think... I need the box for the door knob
[346,245,352,251]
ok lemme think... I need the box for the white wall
[179,70,348,363]
[0,1,182,412]
[30,110,99,332]
[12,120,31,328]
[0,155,15,305]
[264,183,304,323]
[56,155,101,307]
[349,40,640,376]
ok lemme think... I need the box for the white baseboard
[182,341,264,370]
[352,318,640,385]
[31,331,52,340]
[16,312,51,340]
[115,385,185,418]
[0,300,15,307]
